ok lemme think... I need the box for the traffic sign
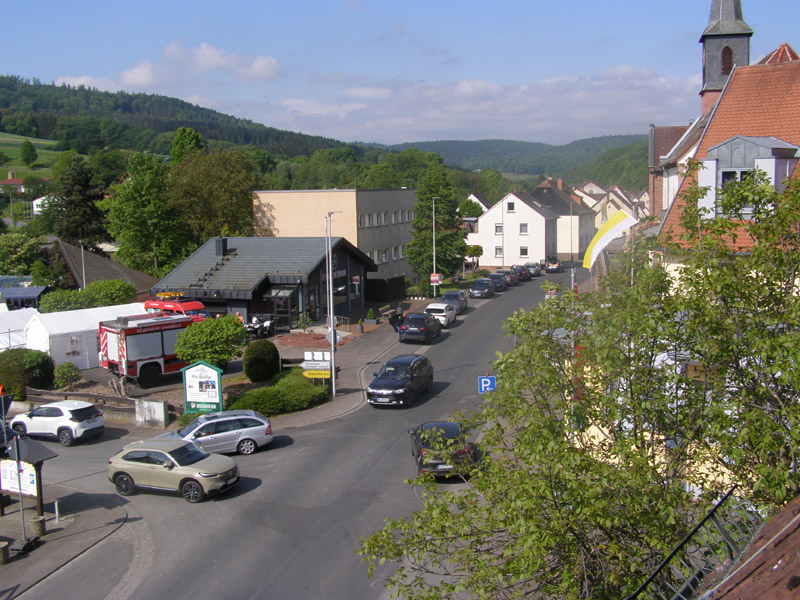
[430,273,441,285]
[302,370,331,379]
[300,360,331,370]
[478,376,496,394]
[325,329,341,345]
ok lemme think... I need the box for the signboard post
[182,361,223,414]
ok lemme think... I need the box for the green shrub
[54,362,81,390]
[23,350,55,388]
[228,368,329,416]
[243,339,280,382]
[407,286,420,296]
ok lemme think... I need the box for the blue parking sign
[478,376,496,394]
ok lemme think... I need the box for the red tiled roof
[660,52,800,250]
[652,126,690,167]
[758,43,800,65]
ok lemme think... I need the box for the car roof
[122,439,193,453]
[43,400,95,410]
[441,290,462,296]
[417,421,462,437]
[196,410,257,423]
[471,278,490,284]
[385,354,424,366]
[403,312,429,319]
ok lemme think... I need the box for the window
[519,223,528,235]
[400,210,406,222]
[359,214,366,228]
[369,213,374,226]
[718,170,754,216]
[507,201,515,212]
[392,211,397,224]
[409,209,414,220]
[381,249,388,263]
[520,247,528,257]
[383,212,389,225]
[495,247,503,257]
[393,246,399,260]
[721,46,733,75]
[376,213,382,226]
[495,223,503,234]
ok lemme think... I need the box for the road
[18,269,586,600]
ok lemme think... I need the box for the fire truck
[99,313,193,387]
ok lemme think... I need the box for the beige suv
[108,439,239,503]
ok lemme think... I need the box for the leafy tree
[243,339,281,382]
[465,244,483,270]
[50,150,79,189]
[54,362,81,389]
[0,233,43,275]
[22,175,47,200]
[167,149,257,245]
[109,153,194,275]
[361,167,800,599]
[175,315,248,369]
[30,260,56,287]
[81,279,137,306]
[458,198,483,217]
[39,289,85,313]
[405,163,467,294]
[51,154,109,245]
[88,148,129,187]
[0,151,8,166]
[19,139,38,166]
[170,126,206,165]
[1,113,37,137]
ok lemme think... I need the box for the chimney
[557,179,563,190]
[214,237,227,257]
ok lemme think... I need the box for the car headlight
[393,387,408,394]
[198,472,220,478]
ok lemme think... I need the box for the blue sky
[2,0,797,145]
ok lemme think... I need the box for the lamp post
[79,239,86,290]
[432,196,439,296]
[325,211,342,396]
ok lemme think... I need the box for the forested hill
[382,135,647,177]
[0,75,345,156]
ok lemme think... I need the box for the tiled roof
[652,126,691,167]
[757,42,799,65]
[532,180,593,216]
[59,240,158,295]
[659,53,800,250]
[511,192,559,220]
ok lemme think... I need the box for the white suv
[11,400,105,447]
[424,302,456,328]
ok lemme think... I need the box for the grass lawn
[0,132,60,180]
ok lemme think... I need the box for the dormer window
[507,201,515,212]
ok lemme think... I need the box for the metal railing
[626,486,765,600]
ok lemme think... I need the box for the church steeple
[700,0,753,113]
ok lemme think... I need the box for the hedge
[227,368,329,416]
[0,348,56,400]
[243,339,280,382]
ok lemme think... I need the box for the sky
[1,0,797,146]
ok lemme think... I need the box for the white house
[465,192,558,269]
[531,179,595,262]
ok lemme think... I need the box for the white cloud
[277,98,367,120]
[453,79,502,98]
[344,87,391,100]
[163,41,282,80]
[235,55,281,81]
[119,61,170,88]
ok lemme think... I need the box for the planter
[356,324,364,333]
[364,318,380,325]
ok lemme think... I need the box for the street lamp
[432,196,439,296]
[79,239,86,290]
[325,211,342,397]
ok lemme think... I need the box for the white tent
[0,308,40,351]
[25,303,145,369]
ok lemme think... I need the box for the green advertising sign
[182,361,223,414]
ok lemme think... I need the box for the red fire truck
[99,313,193,387]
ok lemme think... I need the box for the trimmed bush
[243,339,280,382]
[54,362,81,389]
[228,368,329,416]
[0,348,55,399]
[23,350,55,388]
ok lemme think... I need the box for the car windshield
[177,418,203,437]
[473,281,489,288]
[426,308,444,314]
[442,293,458,301]
[70,406,101,420]
[377,365,410,379]
[419,423,463,448]
[169,442,210,466]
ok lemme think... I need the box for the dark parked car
[440,289,468,314]
[398,312,442,344]
[408,421,478,476]
[525,262,542,277]
[367,354,433,407]
[498,269,519,286]
[511,265,531,282]
[469,278,494,299]
[546,256,564,273]
[487,272,507,292]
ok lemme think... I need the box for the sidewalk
[0,311,410,596]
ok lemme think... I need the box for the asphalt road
[19,269,586,600]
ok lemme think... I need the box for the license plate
[438,464,452,470]
[227,477,238,485]
[376,397,390,403]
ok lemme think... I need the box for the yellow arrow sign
[302,370,331,379]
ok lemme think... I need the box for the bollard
[55,500,61,523]
[0,541,9,565]
[31,516,47,538]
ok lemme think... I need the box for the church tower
[700,0,752,113]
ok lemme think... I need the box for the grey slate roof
[153,236,375,297]
[702,0,752,38]
[511,192,560,220]
[59,240,158,295]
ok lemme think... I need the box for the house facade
[531,179,595,262]
[465,192,557,269]
[253,189,417,283]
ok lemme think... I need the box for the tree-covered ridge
[0,75,346,156]
[563,140,649,190]
[381,134,647,176]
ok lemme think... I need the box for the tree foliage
[243,339,281,382]
[175,315,248,369]
[39,279,136,312]
[405,162,467,294]
[361,167,800,599]
[170,126,205,165]
[109,153,194,275]
[458,198,483,217]
[51,154,109,245]
[0,233,43,275]
[19,139,37,166]
[167,149,257,245]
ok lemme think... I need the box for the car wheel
[114,473,135,496]
[237,438,257,455]
[12,423,26,436]
[58,429,74,447]
[181,480,204,503]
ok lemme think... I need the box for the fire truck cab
[99,313,193,387]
